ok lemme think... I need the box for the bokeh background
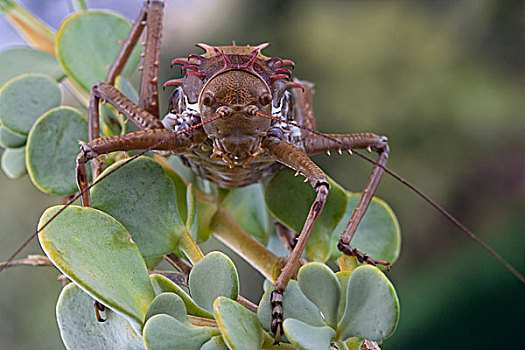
[1,0,524,349]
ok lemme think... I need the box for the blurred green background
[1,0,524,349]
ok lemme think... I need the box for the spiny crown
[164,42,303,105]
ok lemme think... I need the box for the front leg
[262,134,330,343]
[304,132,391,268]
[76,128,205,207]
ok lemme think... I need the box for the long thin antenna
[255,110,525,285]
[0,113,224,274]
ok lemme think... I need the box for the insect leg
[263,135,330,343]
[76,127,205,206]
[290,79,316,130]
[275,222,296,252]
[88,0,164,178]
[137,0,164,118]
[82,80,167,204]
[304,132,391,267]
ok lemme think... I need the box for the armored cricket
[1,0,524,349]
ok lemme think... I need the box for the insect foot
[270,290,284,344]
[337,241,392,271]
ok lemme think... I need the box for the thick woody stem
[210,207,281,282]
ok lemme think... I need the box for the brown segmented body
[161,44,304,188]
[75,2,392,342]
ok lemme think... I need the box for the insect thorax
[162,87,303,148]
[159,87,303,188]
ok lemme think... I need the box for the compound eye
[259,92,272,106]
[201,92,216,107]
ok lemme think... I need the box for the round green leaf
[91,157,186,268]
[116,75,139,104]
[145,293,191,326]
[337,265,399,342]
[1,146,26,179]
[201,336,229,350]
[0,73,61,135]
[166,155,198,184]
[258,280,325,338]
[0,47,64,86]
[297,262,341,328]
[56,283,145,350]
[38,205,156,329]
[197,199,218,243]
[56,11,140,92]
[149,274,213,319]
[265,168,348,262]
[282,319,335,350]
[223,183,269,241]
[143,314,218,350]
[188,252,239,314]
[331,194,401,264]
[26,106,87,195]
[0,126,26,148]
[344,337,364,350]
[213,297,264,350]
[185,184,198,240]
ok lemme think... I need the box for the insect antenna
[0,113,225,274]
[254,110,525,285]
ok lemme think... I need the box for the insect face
[199,70,272,167]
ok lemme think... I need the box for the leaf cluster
[0,4,402,350]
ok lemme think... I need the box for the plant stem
[1,0,55,55]
[335,340,350,350]
[0,254,53,269]
[187,315,218,328]
[261,333,297,349]
[237,295,258,313]
[179,231,204,265]
[210,207,281,282]
[68,0,87,12]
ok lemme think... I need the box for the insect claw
[284,81,304,92]
[295,170,300,177]
[94,300,106,323]
[347,149,353,155]
[274,67,292,76]
[188,54,203,63]
[303,177,309,183]
[337,149,342,155]
[196,43,215,54]
[367,146,372,152]
[140,52,145,57]
[270,74,289,83]
[163,78,185,88]
[170,58,188,67]
[138,65,144,71]
[326,150,331,156]
[141,41,146,46]
[280,59,295,68]
[187,71,206,80]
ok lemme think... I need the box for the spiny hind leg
[263,136,330,343]
[293,81,392,267]
[304,132,391,268]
